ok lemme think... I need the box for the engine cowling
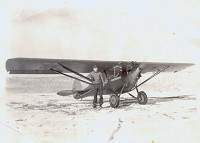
[120,66,142,91]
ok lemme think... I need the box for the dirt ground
[0,92,199,143]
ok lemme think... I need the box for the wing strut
[58,63,92,82]
[50,68,94,85]
[131,66,170,91]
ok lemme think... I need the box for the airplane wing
[138,62,194,73]
[6,57,194,74]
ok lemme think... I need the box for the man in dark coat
[88,65,104,108]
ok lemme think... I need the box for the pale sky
[0,0,200,75]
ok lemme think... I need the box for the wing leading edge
[6,58,194,74]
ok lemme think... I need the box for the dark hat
[93,65,98,69]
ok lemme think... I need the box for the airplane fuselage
[73,66,142,99]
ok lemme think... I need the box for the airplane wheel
[109,94,119,108]
[137,91,147,105]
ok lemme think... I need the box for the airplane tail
[57,80,94,99]
[72,79,82,91]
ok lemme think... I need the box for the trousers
[93,83,103,105]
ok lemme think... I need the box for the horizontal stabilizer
[57,90,76,96]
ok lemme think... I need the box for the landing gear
[109,83,127,108]
[129,82,148,105]
[129,91,148,105]
[109,94,119,108]
[135,82,148,105]
[137,91,147,105]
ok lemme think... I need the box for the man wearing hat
[88,65,104,108]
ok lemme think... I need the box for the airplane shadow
[61,94,196,108]
[117,95,196,108]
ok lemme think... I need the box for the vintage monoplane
[6,58,193,108]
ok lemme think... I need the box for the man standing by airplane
[88,65,104,108]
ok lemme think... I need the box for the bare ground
[0,93,199,143]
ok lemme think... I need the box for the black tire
[109,94,119,108]
[137,91,148,105]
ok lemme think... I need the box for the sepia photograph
[0,0,200,143]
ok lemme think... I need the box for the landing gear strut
[109,83,126,108]
[128,91,148,105]
[129,83,148,105]
[135,83,148,105]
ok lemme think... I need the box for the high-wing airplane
[6,58,194,108]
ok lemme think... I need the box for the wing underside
[6,58,194,74]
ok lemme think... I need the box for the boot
[93,103,97,108]
[99,98,103,107]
